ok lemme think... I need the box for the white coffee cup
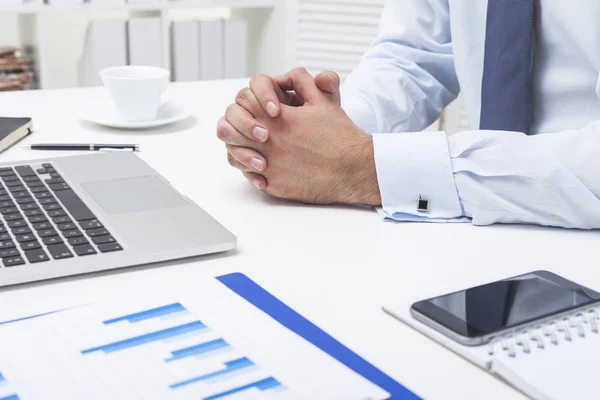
[100,66,170,122]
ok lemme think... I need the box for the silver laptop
[0,151,236,287]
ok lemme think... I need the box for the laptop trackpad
[82,176,187,215]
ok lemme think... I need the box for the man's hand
[217,69,382,205]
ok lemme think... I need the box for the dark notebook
[0,117,32,154]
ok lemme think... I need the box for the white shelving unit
[1,0,293,89]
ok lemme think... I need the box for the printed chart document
[0,277,389,400]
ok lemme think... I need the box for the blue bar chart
[80,302,285,399]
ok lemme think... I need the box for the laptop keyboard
[0,163,123,268]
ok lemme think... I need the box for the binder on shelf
[171,20,200,82]
[223,18,248,79]
[78,19,127,87]
[127,17,163,67]
[198,19,223,81]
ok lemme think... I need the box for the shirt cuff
[372,131,464,222]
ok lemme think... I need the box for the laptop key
[63,229,83,238]
[97,243,123,253]
[12,191,30,199]
[29,216,48,224]
[81,220,103,230]
[73,244,97,256]
[25,249,50,263]
[52,216,71,224]
[26,181,45,188]
[21,241,41,251]
[49,183,69,191]
[0,233,10,241]
[0,195,10,202]
[4,256,25,267]
[0,207,18,215]
[68,237,89,246]
[23,209,42,217]
[39,197,57,205]
[42,236,63,245]
[39,229,58,238]
[58,222,77,231]
[41,163,53,169]
[22,176,39,183]
[19,204,38,211]
[0,201,14,208]
[86,228,109,237]
[50,173,61,179]
[33,222,52,230]
[0,241,15,250]
[15,165,35,177]
[4,181,23,188]
[30,187,48,193]
[47,244,73,260]
[0,169,13,176]
[34,192,52,199]
[16,234,36,243]
[45,178,64,185]
[6,213,24,221]
[0,226,7,234]
[2,175,19,182]
[36,168,48,174]
[7,219,26,228]
[43,204,62,212]
[16,197,35,205]
[92,235,116,245]
[53,189,96,221]
[12,227,32,235]
[0,248,19,258]
[0,189,7,196]
[8,186,27,193]
[48,210,66,218]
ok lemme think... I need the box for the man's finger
[249,74,289,118]
[227,145,267,172]
[274,67,310,91]
[222,105,269,143]
[243,171,267,191]
[235,87,265,119]
[292,72,323,105]
[315,70,341,102]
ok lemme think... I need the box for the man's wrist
[338,133,382,206]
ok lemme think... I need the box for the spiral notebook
[384,290,600,400]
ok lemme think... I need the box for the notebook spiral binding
[488,306,600,359]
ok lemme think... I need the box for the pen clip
[99,148,138,152]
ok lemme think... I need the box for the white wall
[0,8,230,89]
[0,14,20,46]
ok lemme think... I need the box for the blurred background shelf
[0,0,278,13]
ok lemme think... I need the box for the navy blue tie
[480,0,535,133]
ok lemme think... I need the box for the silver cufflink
[417,195,429,213]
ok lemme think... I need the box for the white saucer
[81,100,191,129]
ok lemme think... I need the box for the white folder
[78,19,128,87]
[127,17,162,67]
[198,19,223,81]
[223,19,248,79]
[171,20,200,82]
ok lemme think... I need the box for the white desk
[0,80,596,399]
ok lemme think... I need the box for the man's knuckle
[227,153,236,166]
[226,103,238,117]
[217,123,229,141]
[235,88,249,104]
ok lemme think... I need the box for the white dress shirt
[341,0,600,229]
